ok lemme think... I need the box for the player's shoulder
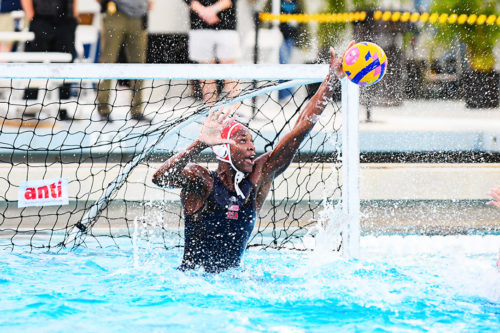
[254,151,271,164]
[252,152,271,172]
[180,164,214,209]
[248,152,271,185]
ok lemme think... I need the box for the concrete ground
[359,99,500,152]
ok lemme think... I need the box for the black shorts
[25,16,77,60]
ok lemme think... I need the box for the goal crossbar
[0,63,330,80]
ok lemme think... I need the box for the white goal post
[0,63,360,255]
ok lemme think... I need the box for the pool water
[1,235,499,332]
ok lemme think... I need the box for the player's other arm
[258,42,354,182]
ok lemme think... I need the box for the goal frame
[0,63,360,256]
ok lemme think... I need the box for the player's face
[230,128,256,173]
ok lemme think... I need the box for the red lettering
[37,186,49,199]
[226,211,238,220]
[50,183,57,198]
[24,188,36,200]
[23,180,65,202]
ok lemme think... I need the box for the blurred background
[153,0,500,108]
[67,0,500,110]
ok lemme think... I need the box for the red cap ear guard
[211,144,228,159]
[211,121,245,163]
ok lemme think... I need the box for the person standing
[20,0,78,118]
[96,0,152,122]
[21,0,78,57]
[183,0,241,105]
[277,0,305,100]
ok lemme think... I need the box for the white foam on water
[307,200,345,266]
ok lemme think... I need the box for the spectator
[96,0,152,122]
[278,0,305,100]
[0,0,22,53]
[21,0,78,58]
[21,0,78,119]
[264,0,307,100]
[487,185,500,272]
[183,0,241,105]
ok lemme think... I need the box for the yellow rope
[259,10,500,26]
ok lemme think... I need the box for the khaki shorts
[0,13,14,32]
[188,29,240,63]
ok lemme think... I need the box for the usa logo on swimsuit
[226,196,239,220]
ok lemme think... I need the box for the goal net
[0,63,359,255]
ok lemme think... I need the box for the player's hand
[329,40,355,79]
[487,185,500,208]
[199,106,236,146]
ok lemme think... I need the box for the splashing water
[1,200,499,332]
[0,233,499,331]
[308,200,345,265]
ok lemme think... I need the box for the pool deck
[357,99,500,204]
[358,99,500,153]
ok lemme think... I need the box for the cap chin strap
[212,122,247,199]
[216,145,246,199]
[229,157,246,200]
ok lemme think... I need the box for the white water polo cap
[211,121,247,199]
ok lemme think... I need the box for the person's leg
[279,38,296,100]
[23,17,53,103]
[53,18,78,108]
[25,17,52,52]
[188,30,217,104]
[0,13,14,54]
[97,14,126,117]
[280,38,295,65]
[216,30,241,105]
[219,58,240,99]
[200,62,218,105]
[54,17,77,58]
[123,16,148,118]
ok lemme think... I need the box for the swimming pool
[1,235,499,332]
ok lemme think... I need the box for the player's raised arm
[152,107,235,189]
[258,42,354,181]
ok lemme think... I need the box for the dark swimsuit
[179,171,257,273]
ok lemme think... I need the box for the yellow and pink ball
[342,42,387,86]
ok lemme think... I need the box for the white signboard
[18,178,69,208]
